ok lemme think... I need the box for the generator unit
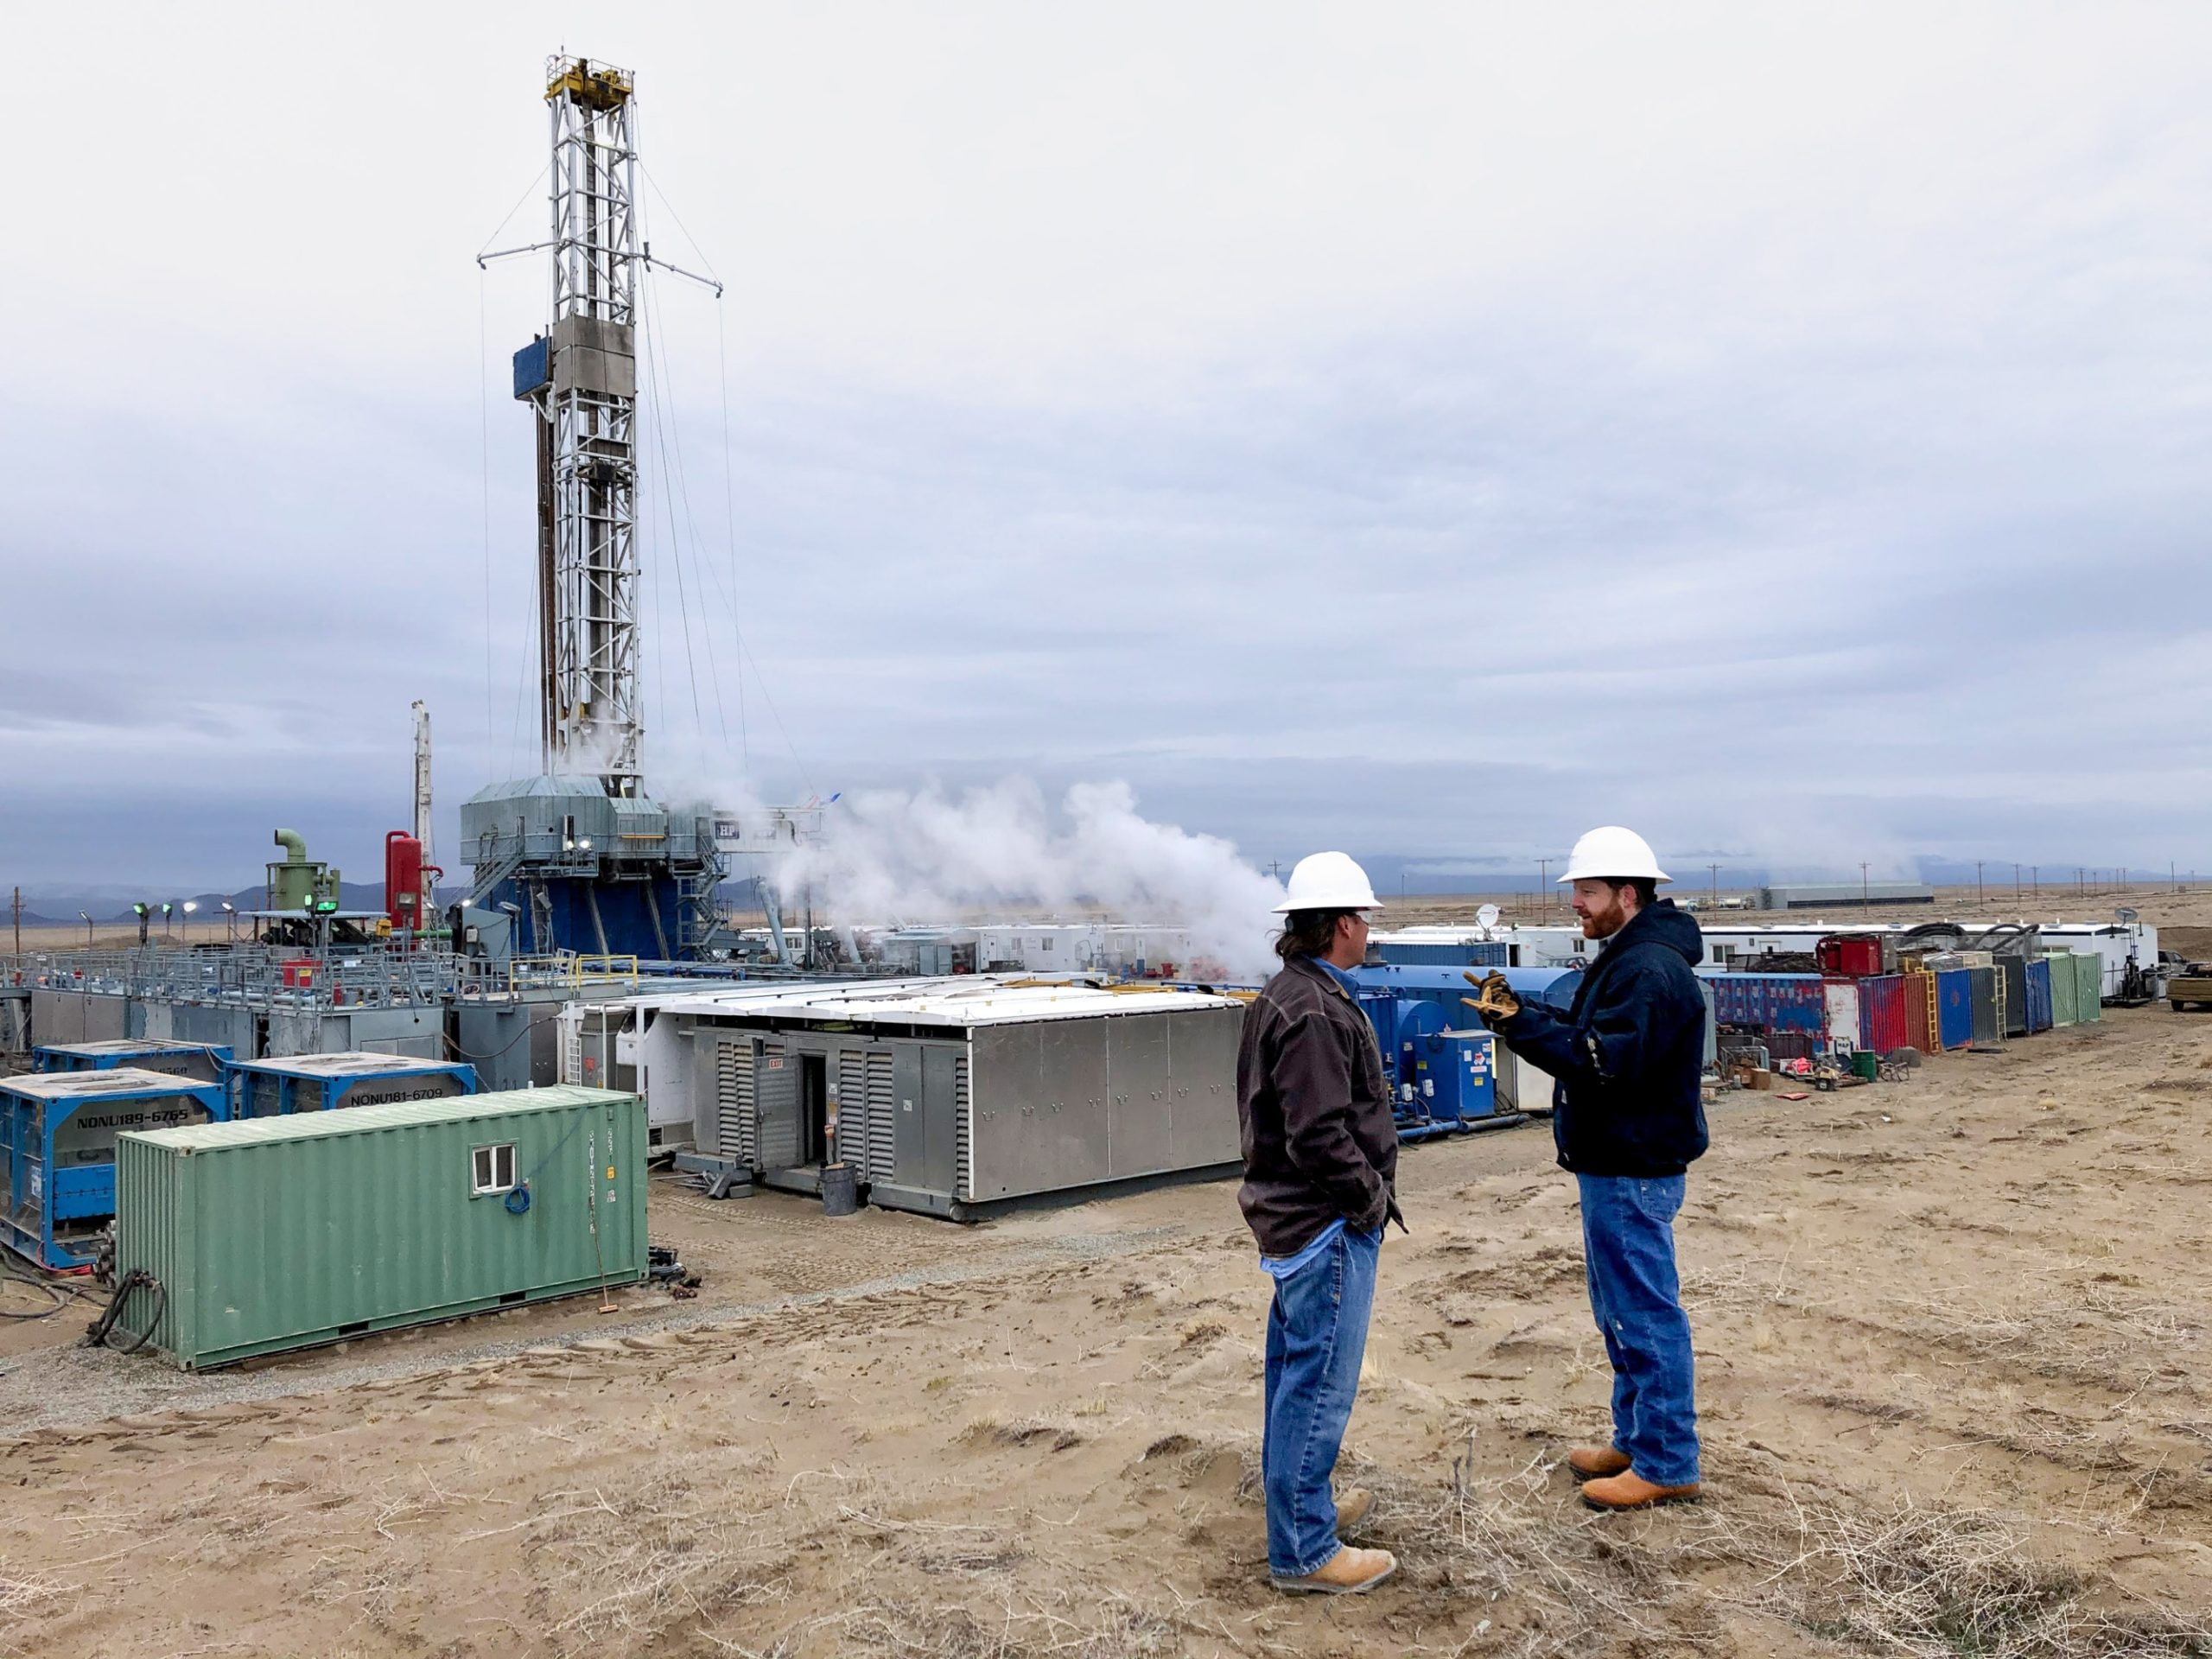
[1393,1024,1512,1140]
[33,1039,232,1084]
[569,977,1244,1219]
[2,1066,226,1270]
[111,1086,647,1369]
[226,1052,476,1118]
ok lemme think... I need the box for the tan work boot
[1334,1486,1374,1535]
[1566,1445,1632,1480]
[1580,1470,1700,1510]
[1272,1545,1398,1594]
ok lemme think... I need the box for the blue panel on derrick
[480,873,685,959]
[512,337,551,399]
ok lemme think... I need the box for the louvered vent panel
[715,1039,757,1165]
[866,1051,895,1182]
[837,1049,868,1170]
[955,1054,973,1201]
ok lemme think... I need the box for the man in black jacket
[1236,851,1400,1594]
[1472,826,1709,1510]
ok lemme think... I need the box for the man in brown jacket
[1236,851,1401,1594]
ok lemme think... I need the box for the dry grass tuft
[0,1572,77,1651]
[1342,1444,2212,1659]
[961,1415,1084,1453]
[1734,1494,2212,1658]
[809,1586,1192,1658]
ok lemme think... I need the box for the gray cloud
[3,3,2208,893]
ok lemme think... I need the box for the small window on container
[471,1142,518,1195]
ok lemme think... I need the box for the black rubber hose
[82,1269,165,1355]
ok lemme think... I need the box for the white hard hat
[1559,826,1669,884]
[1272,850,1383,913]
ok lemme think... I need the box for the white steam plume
[772,778,1289,980]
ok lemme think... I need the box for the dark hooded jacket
[1489,899,1710,1177]
[1236,956,1402,1256]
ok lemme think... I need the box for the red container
[385,830,424,931]
[1857,974,1910,1054]
[1902,970,1938,1054]
[1817,934,1885,977]
[281,961,317,989]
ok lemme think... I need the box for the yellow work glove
[1460,970,1520,1023]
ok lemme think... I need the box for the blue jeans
[1260,1224,1380,1577]
[1576,1173,1700,1486]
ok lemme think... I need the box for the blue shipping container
[1936,969,1974,1050]
[2024,957,2053,1033]
[35,1040,232,1084]
[1373,940,1510,969]
[227,1053,478,1118]
[2,1067,229,1270]
[1698,971,1828,1036]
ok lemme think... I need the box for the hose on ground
[0,1259,103,1321]
[82,1268,164,1355]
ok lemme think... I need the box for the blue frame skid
[1,1070,228,1271]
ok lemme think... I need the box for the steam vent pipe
[273,829,308,863]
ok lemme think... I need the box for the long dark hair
[1274,908,1353,963]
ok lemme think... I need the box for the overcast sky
[7,3,2210,894]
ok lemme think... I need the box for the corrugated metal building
[1760,884,1937,909]
[563,977,1245,1219]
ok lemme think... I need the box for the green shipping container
[2073,951,2103,1022]
[113,1086,647,1370]
[2048,952,2078,1026]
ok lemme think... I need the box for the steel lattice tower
[523,56,644,798]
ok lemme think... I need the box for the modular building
[226,1052,476,1118]
[1760,883,1937,910]
[3,1066,226,1269]
[34,1039,231,1082]
[562,976,1246,1218]
[111,1086,647,1369]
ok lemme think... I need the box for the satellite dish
[1477,904,1501,931]
[2115,906,2139,924]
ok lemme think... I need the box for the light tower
[518,55,644,794]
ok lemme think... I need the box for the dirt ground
[3,1003,2210,1656]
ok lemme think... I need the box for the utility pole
[1976,860,1984,905]
[2031,865,2037,899]
[1537,858,1550,920]
[1860,861,1870,909]
[2013,862,2021,901]
[1709,862,1720,910]
[9,886,18,960]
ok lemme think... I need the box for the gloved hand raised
[1460,970,1520,1024]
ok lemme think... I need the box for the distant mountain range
[8,880,391,928]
